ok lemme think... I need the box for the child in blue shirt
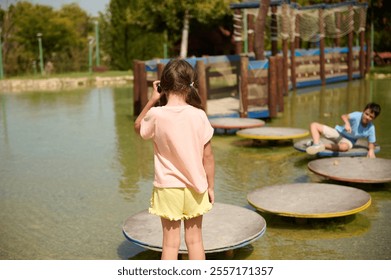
[306,102,381,158]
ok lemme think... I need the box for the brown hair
[159,58,203,110]
[364,102,381,118]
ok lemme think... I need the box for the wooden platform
[206,97,269,118]
[122,203,266,254]
[237,127,309,140]
[209,117,265,132]
[308,157,391,183]
[294,138,381,157]
[247,183,371,218]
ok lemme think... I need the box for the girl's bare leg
[184,216,205,260]
[161,218,181,260]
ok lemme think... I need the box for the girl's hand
[151,80,162,102]
[208,188,215,204]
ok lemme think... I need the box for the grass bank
[370,65,391,74]
[5,70,133,80]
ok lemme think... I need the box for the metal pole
[89,38,94,74]
[32,61,37,75]
[95,21,100,67]
[0,28,4,79]
[163,30,168,59]
[37,33,44,75]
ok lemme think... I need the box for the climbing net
[245,2,367,43]
[280,3,367,43]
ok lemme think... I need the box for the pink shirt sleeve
[140,108,156,139]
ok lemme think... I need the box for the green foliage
[104,0,234,70]
[2,0,388,77]
[1,1,91,76]
[101,0,164,70]
[369,0,391,52]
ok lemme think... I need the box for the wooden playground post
[359,7,366,77]
[239,56,249,117]
[359,31,365,77]
[133,60,141,115]
[290,8,298,90]
[334,12,341,47]
[277,56,284,113]
[347,5,354,81]
[271,6,278,56]
[133,60,148,115]
[282,41,289,94]
[139,61,148,112]
[281,4,289,94]
[248,13,255,54]
[319,8,326,86]
[295,18,301,49]
[234,9,243,54]
[268,56,277,118]
[196,60,208,112]
[366,36,371,73]
[157,63,164,79]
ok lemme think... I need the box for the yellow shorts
[149,187,212,221]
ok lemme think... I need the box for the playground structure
[133,1,369,119]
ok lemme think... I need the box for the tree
[0,1,91,75]
[141,0,233,58]
[56,4,90,72]
[104,0,233,69]
[103,0,164,70]
[368,0,391,52]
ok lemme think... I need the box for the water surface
[0,79,390,260]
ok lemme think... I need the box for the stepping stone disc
[209,117,265,129]
[247,183,371,218]
[123,203,266,254]
[308,157,391,183]
[237,127,309,140]
[294,138,380,157]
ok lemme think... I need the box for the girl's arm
[203,141,215,204]
[134,80,161,135]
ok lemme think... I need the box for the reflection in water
[0,79,390,260]
[112,87,154,202]
[0,95,9,147]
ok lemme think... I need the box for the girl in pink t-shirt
[134,59,215,260]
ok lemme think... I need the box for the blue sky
[0,0,110,16]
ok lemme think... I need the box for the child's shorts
[322,125,353,149]
[149,187,212,221]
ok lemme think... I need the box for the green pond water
[0,79,390,260]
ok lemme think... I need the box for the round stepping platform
[294,138,381,157]
[247,183,371,218]
[237,127,309,140]
[122,203,266,254]
[308,157,391,183]
[209,117,265,130]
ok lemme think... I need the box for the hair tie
[190,82,194,87]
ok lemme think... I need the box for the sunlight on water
[0,79,390,260]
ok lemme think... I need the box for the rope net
[245,3,367,43]
[291,5,366,42]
